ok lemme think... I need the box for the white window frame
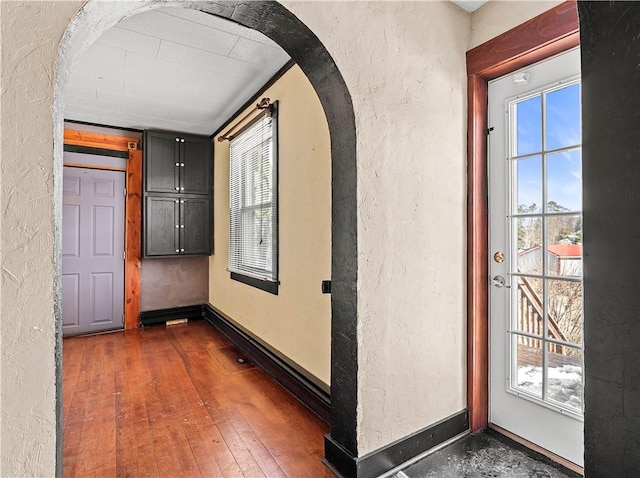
[228,104,279,294]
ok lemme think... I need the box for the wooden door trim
[466,1,579,432]
[64,129,141,329]
[64,129,136,151]
[124,148,142,329]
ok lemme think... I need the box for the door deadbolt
[493,251,505,263]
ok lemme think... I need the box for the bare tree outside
[517,201,583,350]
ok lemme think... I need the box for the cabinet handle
[175,187,179,191]
[180,200,184,204]
[181,248,185,252]
[180,139,185,143]
[175,225,179,228]
[180,187,184,191]
[175,138,180,142]
[181,225,185,228]
[175,162,180,166]
[181,163,185,167]
[174,199,179,203]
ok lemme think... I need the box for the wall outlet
[321,280,331,294]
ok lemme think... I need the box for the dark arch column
[173,0,360,464]
[579,2,640,475]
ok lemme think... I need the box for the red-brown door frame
[466,1,580,432]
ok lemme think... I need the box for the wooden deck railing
[517,277,566,353]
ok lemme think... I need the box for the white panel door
[488,48,584,466]
[62,166,125,336]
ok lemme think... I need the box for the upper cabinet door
[145,131,180,194]
[144,196,179,256]
[180,136,211,195]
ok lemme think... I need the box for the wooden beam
[64,129,138,152]
[466,0,579,433]
[124,148,142,329]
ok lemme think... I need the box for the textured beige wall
[284,1,470,454]
[210,65,331,385]
[1,1,83,475]
[0,0,564,473]
[469,0,564,49]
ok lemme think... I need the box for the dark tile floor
[398,431,581,478]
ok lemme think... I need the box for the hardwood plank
[63,322,331,477]
[62,337,86,428]
[181,422,229,477]
[73,336,107,477]
[114,332,160,477]
[95,337,117,478]
[165,327,268,477]
[207,344,257,374]
[227,372,331,477]
[175,325,331,477]
[141,328,226,476]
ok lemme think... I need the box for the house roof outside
[547,244,582,258]
[519,244,582,258]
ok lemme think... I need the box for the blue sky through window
[514,82,582,213]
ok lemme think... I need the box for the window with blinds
[228,108,278,293]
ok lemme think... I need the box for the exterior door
[488,48,583,466]
[62,166,125,336]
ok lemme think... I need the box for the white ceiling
[451,0,489,13]
[64,8,291,135]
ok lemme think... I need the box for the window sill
[230,272,279,295]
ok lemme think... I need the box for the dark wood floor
[63,320,334,477]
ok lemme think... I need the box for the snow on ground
[516,364,582,410]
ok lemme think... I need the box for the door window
[509,81,583,414]
[488,48,583,467]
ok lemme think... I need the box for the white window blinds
[229,113,278,283]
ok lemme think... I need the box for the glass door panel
[489,48,583,467]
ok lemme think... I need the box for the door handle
[492,275,511,288]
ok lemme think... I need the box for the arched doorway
[54,1,358,473]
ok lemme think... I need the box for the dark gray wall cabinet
[143,131,212,257]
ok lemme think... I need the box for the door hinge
[123,187,127,197]
[123,250,126,260]
[122,314,125,325]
